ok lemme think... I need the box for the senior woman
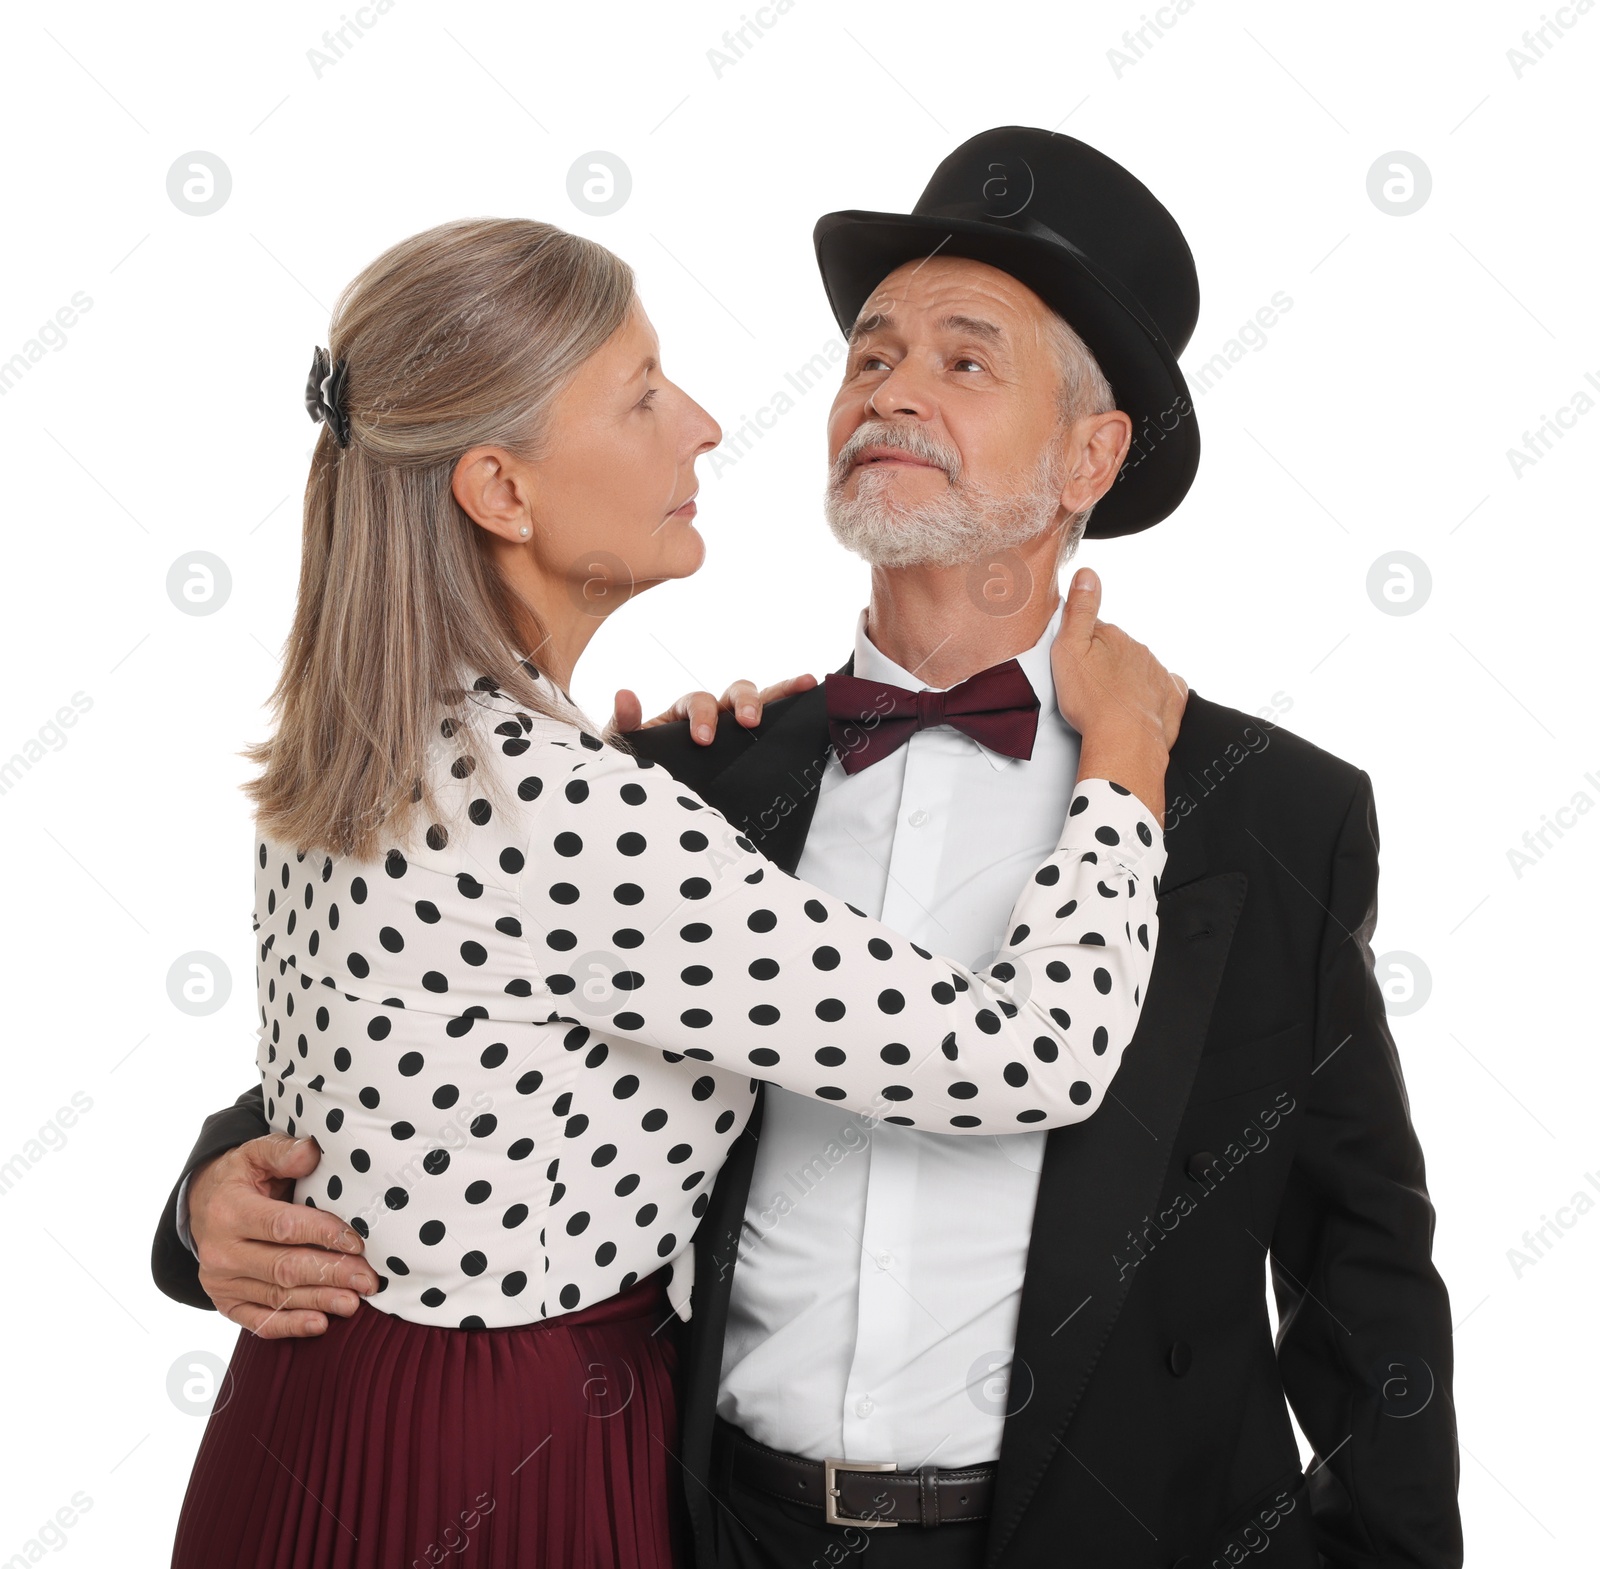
[169,218,1183,1568]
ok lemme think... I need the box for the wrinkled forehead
[851,255,1057,344]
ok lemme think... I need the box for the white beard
[824,429,1067,570]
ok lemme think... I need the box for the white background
[0,0,1594,1562]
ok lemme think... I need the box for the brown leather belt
[727,1424,996,1528]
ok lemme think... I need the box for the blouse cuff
[1058,775,1168,883]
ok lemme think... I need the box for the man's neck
[864,549,1065,688]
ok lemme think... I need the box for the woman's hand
[1051,567,1187,824]
[611,673,818,744]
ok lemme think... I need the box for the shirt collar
[851,598,1066,769]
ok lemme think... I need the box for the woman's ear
[452,446,536,543]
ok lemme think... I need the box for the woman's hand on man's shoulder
[610,673,818,745]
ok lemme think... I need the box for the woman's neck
[487,535,610,692]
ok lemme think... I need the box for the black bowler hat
[814,126,1201,538]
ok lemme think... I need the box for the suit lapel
[702,668,840,873]
[985,743,1249,1566]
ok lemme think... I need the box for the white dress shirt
[717,599,1093,1468]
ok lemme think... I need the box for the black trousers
[706,1418,988,1569]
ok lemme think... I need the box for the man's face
[823,256,1117,569]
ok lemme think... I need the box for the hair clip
[304,344,352,447]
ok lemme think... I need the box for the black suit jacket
[151,683,1462,1569]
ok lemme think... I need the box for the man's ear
[452,446,536,544]
[1059,409,1133,514]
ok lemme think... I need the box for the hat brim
[813,209,1199,538]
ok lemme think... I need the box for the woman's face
[527,299,721,608]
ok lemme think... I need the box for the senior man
[153,128,1462,1568]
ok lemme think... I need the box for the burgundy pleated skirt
[171,1272,685,1569]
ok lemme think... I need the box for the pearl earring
[519,525,530,538]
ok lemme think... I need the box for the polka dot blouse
[252,675,1167,1329]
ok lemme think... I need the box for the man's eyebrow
[848,312,891,344]
[938,314,1004,343]
[846,312,1007,346]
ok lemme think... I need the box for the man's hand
[611,674,818,745]
[189,1133,379,1339]
[1052,567,1188,823]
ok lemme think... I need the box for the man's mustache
[828,422,963,490]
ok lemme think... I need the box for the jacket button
[1168,1340,1192,1377]
[1186,1151,1218,1182]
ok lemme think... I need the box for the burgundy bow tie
[824,659,1041,775]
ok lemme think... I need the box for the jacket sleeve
[150,1084,270,1310]
[1270,771,1463,1566]
[517,743,1165,1133]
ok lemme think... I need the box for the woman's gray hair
[246,218,636,859]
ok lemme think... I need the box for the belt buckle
[823,1457,898,1528]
